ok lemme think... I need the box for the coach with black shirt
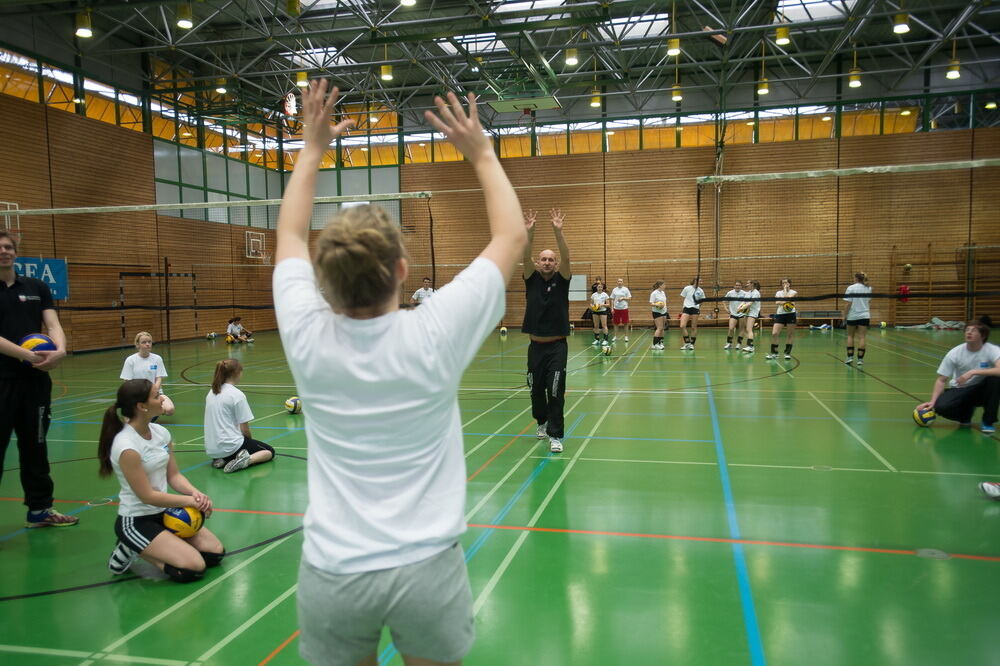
[521,208,572,454]
[0,230,78,528]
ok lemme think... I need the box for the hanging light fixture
[775,25,790,46]
[671,53,682,102]
[590,87,601,107]
[381,45,393,81]
[986,102,998,110]
[286,0,300,16]
[848,49,862,88]
[666,1,680,56]
[946,40,961,79]
[75,10,93,38]
[893,13,910,34]
[177,3,194,30]
[471,56,482,72]
[565,48,578,66]
[296,71,309,88]
[215,78,227,94]
[400,0,416,6]
[757,41,769,94]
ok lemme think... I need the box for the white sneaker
[592,339,600,346]
[624,336,629,342]
[979,482,1000,500]
[611,336,617,342]
[765,353,777,359]
[784,353,792,360]
[108,541,138,575]
[549,437,563,453]
[857,358,864,366]
[723,343,731,349]
[536,422,548,439]
[223,449,252,473]
[844,357,854,365]
[743,345,754,352]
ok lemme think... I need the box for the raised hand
[550,208,565,230]
[300,79,355,150]
[423,92,492,163]
[523,209,537,230]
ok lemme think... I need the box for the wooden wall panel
[0,95,54,257]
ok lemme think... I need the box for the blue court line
[377,413,584,666]
[704,372,766,666]
[0,458,212,543]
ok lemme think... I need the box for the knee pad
[200,549,225,568]
[164,564,205,583]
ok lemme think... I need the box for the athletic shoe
[592,339,600,345]
[211,458,226,469]
[686,343,695,350]
[108,541,138,575]
[549,437,563,453]
[723,343,732,349]
[844,357,854,365]
[980,481,1000,499]
[765,353,777,360]
[25,508,79,528]
[611,336,617,342]
[624,336,629,342]
[856,359,864,366]
[656,343,664,350]
[982,423,997,435]
[223,449,252,473]
[742,345,755,353]
[784,353,792,360]
[536,422,548,439]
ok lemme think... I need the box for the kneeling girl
[204,359,275,473]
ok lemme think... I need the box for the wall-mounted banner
[15,257,68,300]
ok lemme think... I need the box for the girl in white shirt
[741,279,761,353]
[679,276,705,350]
[272,82,526,665]
[724,279,745,350]
[98,378,223,582]
[843,272,873,366]
[767,278,798,360]
[120,331,174,416]
[649,280,668,350]
[204,359,274,473]
[591,282,611,346]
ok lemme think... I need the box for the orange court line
[466,421,535,482]
[258,629,300,666]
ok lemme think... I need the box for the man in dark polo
[0,230,78,528]
[521,209,572,454]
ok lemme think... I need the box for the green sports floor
[1,326,998,666]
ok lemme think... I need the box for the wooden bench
[796,310,842,327]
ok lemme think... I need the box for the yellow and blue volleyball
[206,332,217,340]
[19,333,56,353]
[162,506,204,538]
[912,406,936,427]
[499,326,508,337]
[782,302,795,312]
[285,396,302,414]
[591,303,601,312]
[602,345,612,356]
[225,334,236,344]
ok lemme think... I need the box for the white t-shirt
[680,285,704,310]
[204,383,255,458]
[111,423,171,517]
[844,283,872,320]
[273,256,505,574]
[120,352,167,384]
[610,286,632,310]
[744,289,761,318]
[411,287,434,304]
[726,289,745,316]
[937,342,1000,389]
[591,292,610,311]
[227,323,240,337]
[649,289,667,315]
[776,289,798,314]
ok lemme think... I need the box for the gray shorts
[297,543,474,666]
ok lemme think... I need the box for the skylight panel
[281,46,354,69]
[777,0,857,22]
[436,33,505,55]
[602,12,670,41]
[495,1,565,13]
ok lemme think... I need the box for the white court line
[808,391,897,472]
[82,539,287,662]
[472,391,621,615]
[194,584,298,663]
[465,392,590,521]
[862,341,938,368]
[629,340,653,377]
[0,645,186,665]
[464,406,533,459]
[462,387,525,429]
[601,336,642,376]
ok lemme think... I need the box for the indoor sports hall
[1,2,999,665]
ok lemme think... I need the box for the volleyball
[19,333,56,364]
[162,506,204,538]
[912,406,936,427]
[285,396,302,414]
[602,345,612,356]
[499,326,508,336]
[880,322,887,329]
[206,332,217,340]
[591,303,601,312]
[655,301,665,309]
[782,302,795,312]
[226,334,236,344]
[904,263,912,272]
[737,303,750,313]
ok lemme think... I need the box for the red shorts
[612,309,629,325]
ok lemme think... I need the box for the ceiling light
[296,71,309,88]
[380,64,393,81]
[893,13,910,35]
[565,48,578,66]
[605,131,615,135]
[400,0,417,6]
[775,26,790,46]
[986,102,998,110]
[757,77,769,95]
[181,130,193,137]
[900,109,912,116]
[418,142,426,146]
[745,121,754,126]
[370,115,379,123]
[72,97,84,104]
[286,0,300,16]
[589,88,601,108]
[666,38,680,57]
[848,67,862,88]
[671,84,682,102]
[946,58,961,80]
[75,10,93,38]
[177,3,194,30]
[215,79,227,94]
[821,116,831,121]
[471,56,483,72]
[361,147,369,151]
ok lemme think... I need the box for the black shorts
[652,311,668,320]
[219,436,275,465]
[773,312,797,325]
[115,511,169,553]
[682,307,700,316]
[846,318,870,327]
[592,308,609,316]
[729,314,745,322]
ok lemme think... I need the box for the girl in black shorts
[767,278,798,360]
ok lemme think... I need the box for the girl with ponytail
[204,359,274,473]
[98,379,224,582]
